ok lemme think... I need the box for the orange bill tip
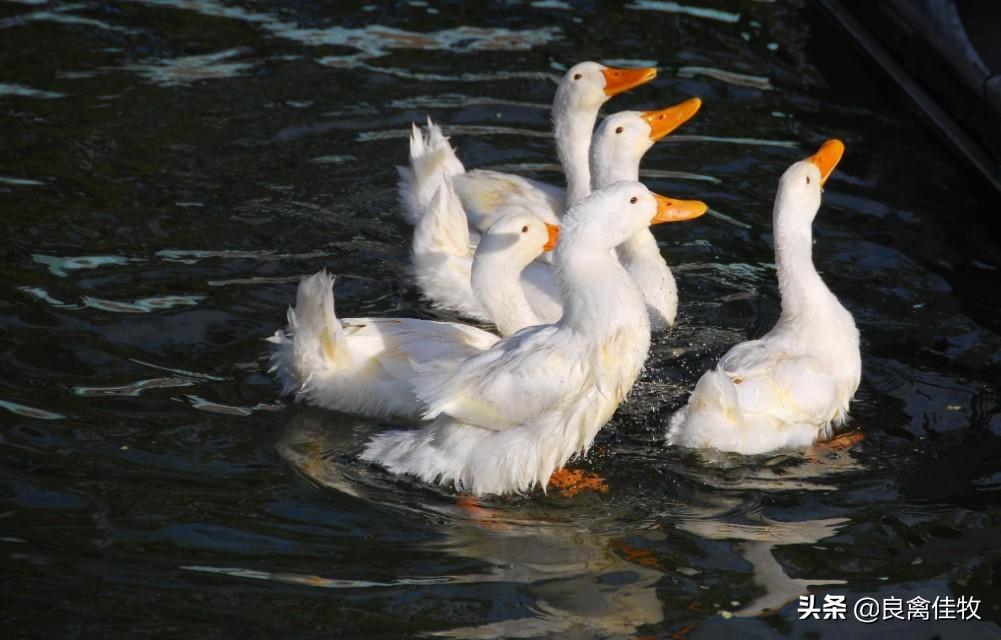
[543,223,559,251]
[807,139,845,186]
[641,97,702,141]
[601,66,657,97]
[651,194,708,224]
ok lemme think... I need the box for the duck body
[362,182,690,496]
[270,186,562,416]
[268,271,498,421]
[667,141,861,454]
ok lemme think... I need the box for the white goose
[268,212,558,421]
[361,182,707,496]
[410,99,702,333]
[397,61,657,229]
[667,140,861,455]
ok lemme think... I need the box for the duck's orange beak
[807,139,845,186]
[642,97,702,141]
[601,66,657,97]
[543,223,559,251]
[652,194,708,224]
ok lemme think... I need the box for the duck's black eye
[630,196,638,204]
[615,126,623,134]
[573,73,582,80]
[521,225,529,233]
[806,176,811,184]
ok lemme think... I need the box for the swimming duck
[410,99,701,332]
[666,140,860,454]
[411,174,562,333]
[362,181,707,496]
[269,204,558,419]
[589,99,702,329]
[397,61,657,229]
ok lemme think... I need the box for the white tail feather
[412,176,488,321]
[267,270,345,397]
[397,118,466,225]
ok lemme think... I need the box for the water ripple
[0,399,65,421]
[32,254,135,277]
[73,377,197,398]
[182,564,456,588]
[156,249,327,263]
[388,93,549,111]
[127,48,253,86]
[358,125,551,143]
[130,358,226,382]
[0,176,45,186]
[184,395,282,416]
[0,82,63,99]
[132,0,559,68]
[342,62,559,83]
[625,1,741,23]
[0,3,134,34]
[679,65,773,90]
[670,134,799,148]
[81,295,204,313]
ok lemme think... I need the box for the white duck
[361,181,708,496]
[667,140,861,455]
[268,210,559,420]
[411,175,562,333]
[589,98,701,329]
[410,99,702,333]
[397,61,657,229]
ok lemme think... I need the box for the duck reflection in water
[267,413,865,634]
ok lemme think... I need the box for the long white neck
[553,98,599,209]
[590,144,640,189]
[591,145,650,257]
[773,197,834,326]
[471,253,539,337]
[591,151,650,254]
[591,144,675,327]
[554,236,649,341]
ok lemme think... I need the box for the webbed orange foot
[806,430,864,462]
[547,468,609,497]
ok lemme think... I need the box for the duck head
[775,139,844,227]
[558,181,707,253]
[590,97,702,187]
[476,213,559,266]
[554,61,657,115]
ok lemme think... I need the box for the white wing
[720,339,843,426]
[453,170,563,233]
[414,325,585,430]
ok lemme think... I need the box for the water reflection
[277,413,665,638]
[679,515,849,617]
[275,413,870,633]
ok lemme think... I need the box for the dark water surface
[3,0,1001,637]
